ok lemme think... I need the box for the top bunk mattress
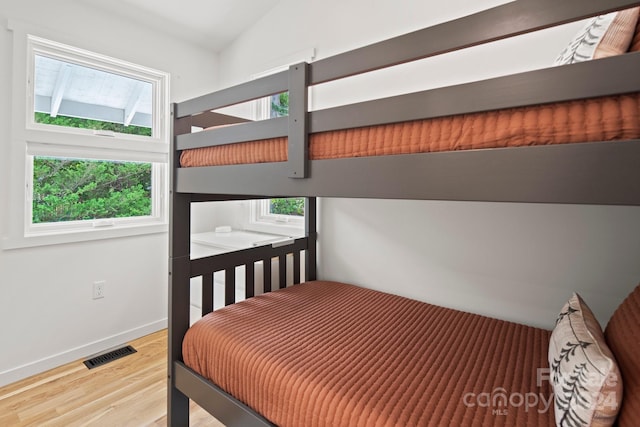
[179,93,640,168]
[183,281,554,427]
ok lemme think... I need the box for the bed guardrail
[173,0,640,182]
[168,195,317,425]
[192,236,310,315]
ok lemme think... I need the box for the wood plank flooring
[0,330,224,426]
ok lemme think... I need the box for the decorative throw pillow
[629,9,640,52]
[604,283,640,426]
[548,293,623,427]
[554,7,640,65]
[594,7,640,58]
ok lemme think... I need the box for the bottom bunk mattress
[183,281,554,427]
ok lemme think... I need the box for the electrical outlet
[93,281,105,299]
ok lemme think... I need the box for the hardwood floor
[0,330,224,426]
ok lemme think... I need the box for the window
[244,59,313,236]
[256,89,304,226]
[4,29,169,248]
[250,197,305,232]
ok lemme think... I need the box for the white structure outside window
[4,26,170,248]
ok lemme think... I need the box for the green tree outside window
[32,114,152,223]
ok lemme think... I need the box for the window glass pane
[32,157,152,224]
[33,55,153,135]
[270,92,289,118]
[265,95,298,218]
[269,198,304,216]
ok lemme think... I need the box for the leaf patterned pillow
[548,293,623,427]
[554,8,639,65]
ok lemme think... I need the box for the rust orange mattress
[183,281,554,427]
[180,93,640,168]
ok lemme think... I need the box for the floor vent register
[83,345,137,369]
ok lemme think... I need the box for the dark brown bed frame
[168,0,640,425]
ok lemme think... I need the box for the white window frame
[251,199,304,228]
[3,24,170,249]
[241,49,314,237]
[243,198,305,237]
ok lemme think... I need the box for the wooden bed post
[305,197,317,281]
[287,62,309,178]
[168,105,192,427]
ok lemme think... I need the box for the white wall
[0,0,219,386]
[210,0,640,329]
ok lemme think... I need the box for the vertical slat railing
[293,251,301,284]
[189,236,312,317]
[263,258,272,293]
[279,254,287,289]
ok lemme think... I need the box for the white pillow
[548,293,623,427]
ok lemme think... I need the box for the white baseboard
[0,318,167,388]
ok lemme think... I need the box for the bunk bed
[169,0,640,426]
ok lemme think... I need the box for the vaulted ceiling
[78,0,281,52]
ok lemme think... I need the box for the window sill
[1,222,168,250]
[242,220,304,237]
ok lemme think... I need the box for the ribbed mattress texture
[183,281,554,427]
[179,93,640,168]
